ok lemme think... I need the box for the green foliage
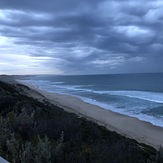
[156,146,163,162]
[6,134,19,163]
[55,131,64,156]
[159,146,163,158]
[20,141,33,163]
[34,136,51,163]
[5,134,52,163]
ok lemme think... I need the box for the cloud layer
[0,0,163,74]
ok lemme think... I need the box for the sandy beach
[18,81,163,150]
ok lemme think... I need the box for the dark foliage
[0,80,162,162]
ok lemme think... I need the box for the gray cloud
[0,0,163,74]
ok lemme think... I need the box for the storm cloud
[0,0,163,74]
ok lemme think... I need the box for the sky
[0,0,163,75]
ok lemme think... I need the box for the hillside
[0,76,163,163]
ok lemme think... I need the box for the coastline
[19,81,163,150]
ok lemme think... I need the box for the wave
[51,84,94,92]
[52,84,163,104]
[93,90,163,104]
[22,79,163,104]
[52,82,65,84]
[79,96,163,127]
[47,83,163,104]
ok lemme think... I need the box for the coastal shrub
[159,146,163,157]
[14,109,35,140]
[55,131,64,159]
[20,141,33,163]
[34,135,51,163]
[0,115,13,153]
[0,94,17,115]
[6,133,19,162]
[157,146,163,162]
[0,81,19,94]
[5,134,52,163]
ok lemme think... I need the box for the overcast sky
[0,0,163,75]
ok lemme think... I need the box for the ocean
[20,73,163,127]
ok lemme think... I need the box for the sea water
[20,73,163,127]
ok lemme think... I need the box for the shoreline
[18,81,163,149]
[75,95,163,128]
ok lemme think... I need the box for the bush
[5,134,52,163]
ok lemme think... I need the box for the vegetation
[0,80,163,162]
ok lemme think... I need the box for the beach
[20,80,163,150]
[2,75,163,162]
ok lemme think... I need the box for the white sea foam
[51,84,163,104]
[93,90,163,104]
[51,84,93,92]
[52,82,65,84]
[79,96,163,127]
